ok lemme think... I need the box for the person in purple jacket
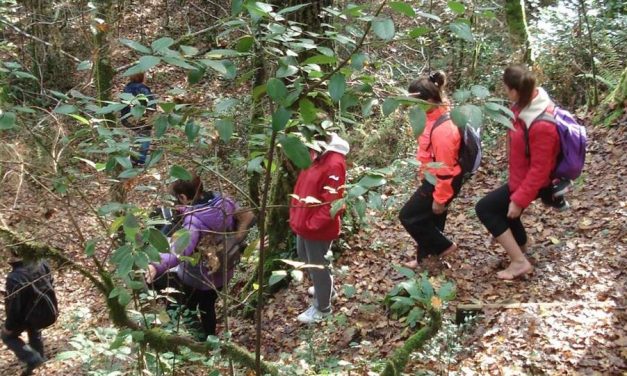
[146,175,254,337]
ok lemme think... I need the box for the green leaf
[146,149,163,169]
[447,1,465,14]
[232,0,244,15]
[269,270,287,286]
[409,107,427,137]
[407,307,424,327]
[266,78,287,102]
[272,107,292,131]
[343,284,356,299]
[372,18,395,41]
[471,85,490,99]
[276,65,298,78]
[77,60,92,71]
[148,228,170,253]
[215,118,234,142]
[13,106,35,114]
[171,229,191,253]
[449,22,474,42]
[214,98,239,114]
[382,98,399,116]
[357,174,386,189]
[139,55,161,71]
[119,38,152,54]
[409,26,430,38]
[279,135,311,169]
[13,71,37,80]
[303,55,337,65]
[351,53,367,70]
[330,198,346,217]
[85,239,97,257]
[486,110,515,130]
[328,73,346,103]
[154,116,169,137]
[277,3,309,15]
[0,112,17,130]
[170,165,193,180]
[95,103,127,114]
[420,274,434,298]
[390,2,415,16]
[185,121,200,142]
[187,68,205,84]
[424,171,437,185]
[485,101,514,118]
[123,213,139,241]
[180,45,199,56]
[452,104,482,130]
[437,281,456,301]
[162,56,196,70]
[299,98,317,123]
[151,37,175,52]
[235,36,254,52]
[53,105,77,115]
[452,89,472,103]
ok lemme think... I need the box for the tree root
[380,309,442,376]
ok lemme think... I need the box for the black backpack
[429,114,482,181]
[23,262,59,329]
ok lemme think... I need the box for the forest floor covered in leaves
[0,124,625,375]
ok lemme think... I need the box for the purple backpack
[526,106,587,180]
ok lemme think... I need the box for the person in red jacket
[399,71,463,269]
[290,132,349,324]
[475,65,560,280]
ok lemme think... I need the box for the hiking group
[2,64,586,373]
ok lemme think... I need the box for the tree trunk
[504,0,532,63]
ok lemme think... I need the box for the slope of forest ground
[1,1,626,375]
[1,124,625,375]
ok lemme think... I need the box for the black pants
[152,273,218,337]
[1,326,44,364]
[475,184,528,246]
[399,177,463,260]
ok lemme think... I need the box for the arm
[431,123,462,205]
[151,217,202,276]
[305,158,346,230]
[510,122,559,208]
[232,209,255,243]
[4,276,22,331]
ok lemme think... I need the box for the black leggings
[399,177,463,260]
[475,184,527,246]
[1,326,44,363]
[152,273,218,336]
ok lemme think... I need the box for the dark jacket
[4,260,57,331]
[121,82,156,127]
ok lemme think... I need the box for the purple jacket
[153,195,238,290]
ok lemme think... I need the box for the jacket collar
[517,87,553,128]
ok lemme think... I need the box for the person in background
[146,175,254,338]
[399,71,463,269]
[475,64,561,280]
[2,251,58,376]
[121,72,156,166]
[290,132,349,324]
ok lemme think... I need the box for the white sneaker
[307,286,337,298]
[297,305,331,324]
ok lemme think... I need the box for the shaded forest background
[0,0,625,375]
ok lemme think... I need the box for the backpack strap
[428,113,451,158]
[524,106,556,159]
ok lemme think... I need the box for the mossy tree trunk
[504,0,532,64]
[594,66,627,126]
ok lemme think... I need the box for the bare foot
[439,243,458,259]
[497,259,534,280]
[403,259,419,269]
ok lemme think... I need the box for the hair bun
[428,70,446,88]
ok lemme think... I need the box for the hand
[432,201,446,215]
[507,201,523,219]
[146,265,157,284]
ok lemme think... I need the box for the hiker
[475,64,565,280]
[290,132,349,324]
[120,72,156,166]
[145,175,254,338]
[2,252,58,376]
[399,71,463,269]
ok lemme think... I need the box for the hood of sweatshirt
[518,87,552,128]
[322,133,350,156]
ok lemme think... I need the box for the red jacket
[508,89,560,208]
[417,106,462,204]
[290,134,349,241]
